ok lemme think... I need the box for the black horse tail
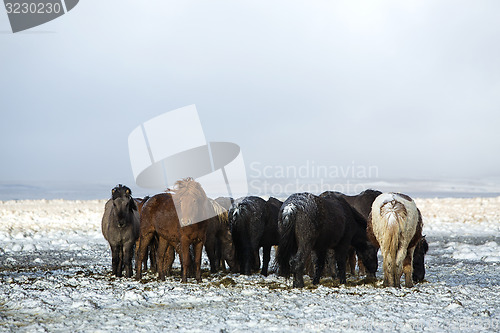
[276,203,298,278]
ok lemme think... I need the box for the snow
[1,198,500,332]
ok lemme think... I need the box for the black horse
[321,190,429,283]
[277,193,378,287]
[229,196,268,275]
[259,197,283,276]
[101,185,140,277]
[320,190,381,275]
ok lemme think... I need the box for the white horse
[369,193,422,287]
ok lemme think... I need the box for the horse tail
[276,202,298,278]
[380,199,407,264]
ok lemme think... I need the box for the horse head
[111,184,137,227]
[171,178,211,227]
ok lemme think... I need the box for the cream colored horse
[369,193,422,287]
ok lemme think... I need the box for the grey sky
[1,0,499,191]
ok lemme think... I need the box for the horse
[135,178,212,283]
[205,198,238,273]
[276,193,378,288]
[322,189,428,283]
[101,185,140,278]
[320,190,382,275]
[259,197,283,276]
[229,196,268,275]
[368,192,423,287]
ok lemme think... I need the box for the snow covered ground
[1,197,500,332]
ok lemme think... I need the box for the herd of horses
[101,178,429,288]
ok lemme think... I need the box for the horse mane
[168,177,207,201]
[112,184,132,200]
[209,198,229,225]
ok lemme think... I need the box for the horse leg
[156,237,168,281]
[381,248,394,287]
[394,247,408,288]
[357,254,366,276]
[123,241,134,278]
[253,249,261,272]
[290,244,311,288]
[347,247,356,276]
[194,241,204,282]
[215,238,222,272]
[221,233,237,273]
[111,245,121,277]
[135,232,154,280]
[142,244,149,272]
[403,246,415,287]
[150,236,158,273]
[205,234,218,273]
[313,250,327,285]
[165,244,175,276]
[118,245,124,277]
[180,239,191,283]
[261,245,272,277]
[334,248,348,284]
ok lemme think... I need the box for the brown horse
[135,178,213,282]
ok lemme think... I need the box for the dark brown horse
[205,198,238,273]
[134,196,158,273]
[135,178,213,282]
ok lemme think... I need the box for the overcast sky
[1,0,499,191]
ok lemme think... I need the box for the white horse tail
[379,199,407,265]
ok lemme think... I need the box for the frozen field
[1,197,500,332]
